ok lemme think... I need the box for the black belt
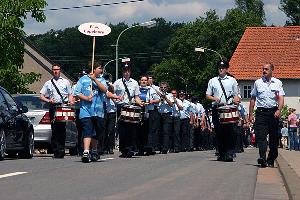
[257,107,278,112]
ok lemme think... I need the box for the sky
[24,0,288,35]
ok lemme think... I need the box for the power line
[43,0,145,12]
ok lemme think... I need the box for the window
[243,85,252,99]
[0,88,18,111]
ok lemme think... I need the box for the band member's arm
[90,75,122,100]
[163,95,173,107]
[274,95,284,118]
[68,94,75,106]
[248,96,256,123]
[201,114,206,129]
[206,94,220,103]
[135,95,144,107]
[149,99,160,104]
[174,98,183,110]
[40,94,55,104]
[77,93,93,102]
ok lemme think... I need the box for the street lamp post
[115,20,157,81]
[195,47,223,60]
[103,57,128,73]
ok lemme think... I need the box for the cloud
[23,0,287,35]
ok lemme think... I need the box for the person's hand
[89,73,96,81]
[86,94,93,102]
[48,98,55,104]
[248,114,253,123]
[233,96,240,105]
[69,99,75,106]
[274,109,281,118]
[116,95,123,101]
[214,97,220,103]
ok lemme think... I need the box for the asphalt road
[0,149,259,200]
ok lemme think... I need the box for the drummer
[206,58,240,162]
[40,64,74,158]
[113,63,143,158]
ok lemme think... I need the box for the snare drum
[217,105,239,124]
[54,105,76,122]
[120,105,142,123]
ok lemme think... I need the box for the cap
[218,59,229,68]
[178,90,185,95]
[122,63,131,70]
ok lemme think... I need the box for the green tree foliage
[280,0,300,25]
[0,0,47,93]
[27,18,183,81]
[153,9,264,103]
[235,0,265,23]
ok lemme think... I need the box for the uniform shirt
[148,84,160,107]
[180,99,192,119]
[139,86,160,111]
[206,75,238,105]
[40,77,72,104]
[74,75,107,119]
[113,78,140,105]
[158,93,174,114]
[196,103,205,118]
[250,76,285,108]
[104,97,117,113]
[172,99,183,117]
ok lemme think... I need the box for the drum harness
[51,79,68,123]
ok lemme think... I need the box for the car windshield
[14,96,49,110]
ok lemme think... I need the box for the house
[229,26,300,113]
[20,38,73,94]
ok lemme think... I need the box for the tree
[280,0,300,25]
[153,8,264,103]
[235,0,265,24]
[0,0,47,93]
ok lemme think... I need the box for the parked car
[0,86,34,160]
[13,94,78,155]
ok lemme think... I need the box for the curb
[276,153,300,200]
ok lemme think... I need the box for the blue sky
[24,0,287,35]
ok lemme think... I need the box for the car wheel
[19,129,34,159]
[0,129,6,161]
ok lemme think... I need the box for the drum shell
[217,105,239,124]
[120,105,142,123]
[54,106,76,122]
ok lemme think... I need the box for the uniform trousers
[180,118,190,151]
[255,108,279,162]
[146,108,160,153]
[159,113,172,152]
[172,116,181,151]
[49,104,66,158]
[104,112,116,152]
[137,116,149,154]
[117,105,138,154]
[212,107,235,157]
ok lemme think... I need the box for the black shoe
[109,149,114,154]
[91,152,100,162]
[225,155,233,162]
[257,158,267,168]
[119,153,127,158]
[161,149,168,154]
[217,156,225,161]
[82,152,91,163]
[145,151,156,156]
[267,160,274,168]
[135,152,144,156]
[126,151,134,158]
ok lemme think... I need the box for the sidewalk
[276,149,300,200]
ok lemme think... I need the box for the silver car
[13,94,78,154]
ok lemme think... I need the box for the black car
[0,86,34,160]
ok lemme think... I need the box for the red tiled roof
[229,26,300,80]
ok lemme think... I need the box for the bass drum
[217,105,239,124]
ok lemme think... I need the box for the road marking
[0,172,28,179]
[100,157,115,161]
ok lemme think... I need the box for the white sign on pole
[78,22,111,37]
